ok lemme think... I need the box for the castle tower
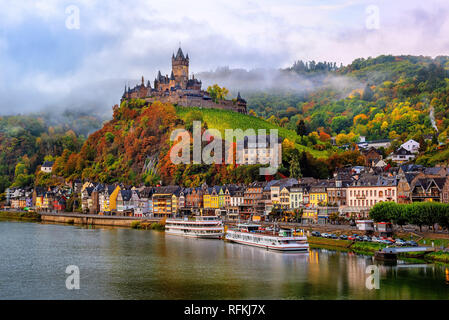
[172,47,189,89]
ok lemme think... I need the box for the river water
[0,220,448,299]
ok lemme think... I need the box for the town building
[41,161,54,173]
[343,174,398,219]
[389,147,416,164]
[400,139,420,153]
[361,147,383,167]
[239,135,283,166]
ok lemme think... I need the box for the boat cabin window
[246,226,259,232]
[278,229,293,237]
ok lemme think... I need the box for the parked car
[387,237,396,243]
[406,240,419,247]
[311,231,321,237]
[339,235,348,240]
[371,236,380,243]
[381,239,394,245]
[362,235,370,242]
[395,239,407,246]
[330,234,338,239]
[321,233,330,238]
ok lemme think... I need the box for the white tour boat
[165,215,224,239]
[225,223,309,252]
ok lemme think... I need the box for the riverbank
[0,211,164,228]
[308,236,449,264]
[40,212,163,228]
[0,210,41,222]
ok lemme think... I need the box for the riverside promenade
[39,212,162,227]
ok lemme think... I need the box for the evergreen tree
[362,84,374,101]
[289,152,302,179]
[296,119,308,136]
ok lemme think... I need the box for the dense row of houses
[5,163,449,223]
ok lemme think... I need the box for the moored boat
[165,215,224,239]
[225,223,309,252]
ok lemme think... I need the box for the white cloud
[0,0,448,115]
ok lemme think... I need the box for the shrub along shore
[0,211,41,222]
[130,221,165,231]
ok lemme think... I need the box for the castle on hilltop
[121,47,247,114]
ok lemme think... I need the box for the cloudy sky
[0,0,448,115]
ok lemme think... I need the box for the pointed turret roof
[170,71,175,80]
[175,47,185,60]
[236,92,246,103]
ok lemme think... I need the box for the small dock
[375,246,435,261]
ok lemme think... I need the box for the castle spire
[175,47,185,60]
[141,76,144,86]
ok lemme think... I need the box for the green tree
[296,119,308,136]
[331,116,349,134]
[207,84,229,103]
[289,152,302,179]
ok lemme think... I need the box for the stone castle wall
[144,95,246,113]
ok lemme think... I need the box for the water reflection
[0,221,448,300]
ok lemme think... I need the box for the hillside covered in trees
[2,54,449,192]
[0,111,103,193]
[45,100,360,188]
[247,55,449,151]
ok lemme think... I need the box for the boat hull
[225,236,309,252]
[166,230,224,239]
